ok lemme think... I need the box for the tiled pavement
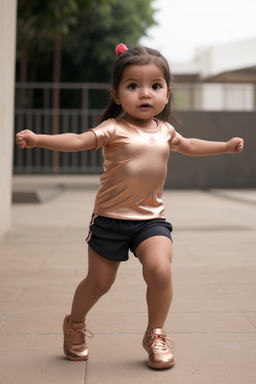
[1,176,256,383]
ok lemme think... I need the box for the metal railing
[14,83,110,174]
[14,108,104,174]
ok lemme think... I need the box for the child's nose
[140,88,151,99]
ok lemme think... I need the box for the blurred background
[1,0,256,236]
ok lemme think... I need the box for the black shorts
[86,214,173,262]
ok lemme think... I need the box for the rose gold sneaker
[142,328,174,369]
[63,314,93,361]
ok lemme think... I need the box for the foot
[142,328,174,369]
[63,314,93,361]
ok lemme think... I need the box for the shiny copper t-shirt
[89,117,182,220]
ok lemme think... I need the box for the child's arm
[176,137,244,156]
[16,129,97,152]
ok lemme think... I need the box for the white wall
[198,37,256,78]
[0,0,17,236]
[174,83,254,111]
[201,84,254,111]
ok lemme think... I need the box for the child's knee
[145,264,172,291]
[90,276,115,296]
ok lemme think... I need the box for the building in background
[171,36,256,111]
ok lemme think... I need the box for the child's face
[111,63,172,124]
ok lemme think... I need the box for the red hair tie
[115,43,128,56]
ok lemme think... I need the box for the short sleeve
[89,119,116,150]
[167,123,183,151]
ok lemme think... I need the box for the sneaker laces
[149,334,174,352]
[66,327,94,349]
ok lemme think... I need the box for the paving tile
[87,312,147,334]
[0,313,6,328]
[0,287,25,314]
[89,283,148,314]
[86,333,169,384]
[10,285,74,314]
[171,285,239,312]
[86,333,256,384]
[208,266,256,285]
[243,312,256,329]
[0,311,65,334]
[221,285,256,311]
[168,333,256,384]
[0,334,85,384]
[173,234,256,267]
[85,311,255,335]
[167,312,255,333]
[0,269,76,287]
[173,265,220,285]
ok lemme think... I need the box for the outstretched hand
[226,137,244,154]
[16,130,38,149]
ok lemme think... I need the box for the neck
[123,115,157,130]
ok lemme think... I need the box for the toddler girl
[16,43,244,369]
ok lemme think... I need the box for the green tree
[17,0,110,171]
[16,0,156,83]
[15,0,156,172]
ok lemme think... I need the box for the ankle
[146,325,164,334]
[69,314,86,326]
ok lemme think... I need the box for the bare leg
[69,247,120,323]
[136,236,173,331]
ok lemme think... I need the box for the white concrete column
[0,0,17,236]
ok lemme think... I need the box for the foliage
[16,0,156,83]
[62,0,156,82]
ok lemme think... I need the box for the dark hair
[98,46,177,124]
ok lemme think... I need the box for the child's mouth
[139,104,151,110]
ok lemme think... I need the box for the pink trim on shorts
[86,214,99,243]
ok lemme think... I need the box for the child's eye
[152,83,162,90]
[128,83,138,90]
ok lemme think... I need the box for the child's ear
[110,88,120,105]
[165,86,172,105]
